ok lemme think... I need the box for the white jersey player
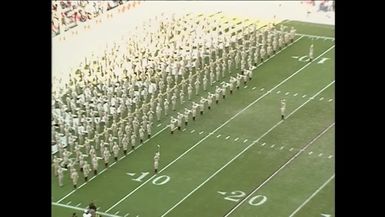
[170,116,177,134]
[83,161,91,182]
[52,156,62,177]
[103,148,111,168]
[309,44,314,61]
[91,154,100,175]
[71,170,79,189]
[177,113,183,130]
[147,122,152,138]
[57,166,65,187]
[281,99,286,120]
[154,150,160,174]
[112,142,120,161]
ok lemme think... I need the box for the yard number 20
[224,191,267,206]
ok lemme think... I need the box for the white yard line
[288,174,335,217]
[105,40,334,213]
[161,83,335,217]
[52,202,122,217]
[296,33,334,40]
[160,140,259,217]
[223,121,335,217]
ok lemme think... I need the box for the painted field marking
[217,134,222,138]
[234,137,239,141]
[106,42,336,213]
[191,129,195,133]
[223,122,335,217]
[56,125,169,203]
[308,151,313,155]
[225,136,230,140]
[243,139,248,143]
[163,89,336,217]
[161,139,260,217]
[293,93,298,96]
[199,131,204,135]
[52,202,121,217]
[261,142,266,146]
[288,174,335,217]
[252,87,256,90]
[302,94,307,98]
[296,33,334,40]
[276,90,281,94]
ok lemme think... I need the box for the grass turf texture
[52,21,334,217]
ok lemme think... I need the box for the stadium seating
[52,0,128,37]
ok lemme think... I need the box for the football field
[52,21,335,217]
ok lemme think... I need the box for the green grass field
[52,21,335,217]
